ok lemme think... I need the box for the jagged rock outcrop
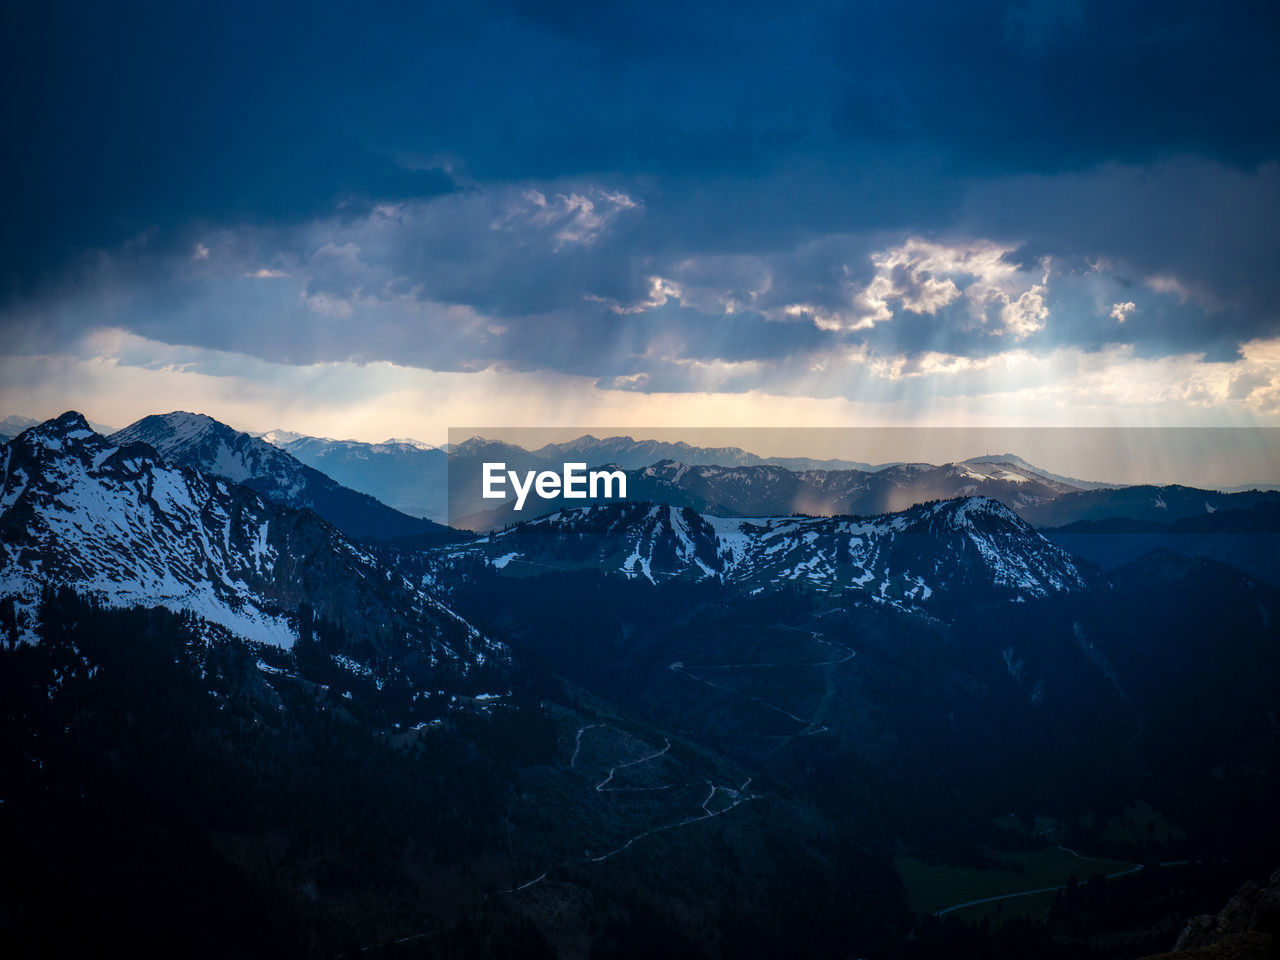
[1147,868,1280,958]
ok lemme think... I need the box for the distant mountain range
[11,416,1279,582]
[116,423,1280,550]
[529,434,890,472]
[259,430,450,522]
[1016,483,1280,527]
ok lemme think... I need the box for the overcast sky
[2,0,1279,445]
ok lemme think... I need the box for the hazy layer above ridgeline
[530,434,892,472]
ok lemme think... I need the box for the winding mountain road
[570,722,601,767]
[935,862,1144,917]
[595,737,671,791]
[669,632,856,750]
[933,842,1195,917]
[493,723,759,894]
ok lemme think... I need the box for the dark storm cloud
[2,0,1278,391]
[959,159,1280,359]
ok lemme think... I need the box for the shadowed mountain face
[1042,500,1280,589]
[1019,484,1280,527]
[1,584,907,959]
[408,494,1280,908]
[111,413,462,543]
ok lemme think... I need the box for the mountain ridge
[428,496,1087,609]
[110,412,459,542]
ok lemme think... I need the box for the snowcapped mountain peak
[451,436,525,457]
[113,412,275,484]
[14,410,98,450]
[540,433,604,453]
[259,428,311,447]
[131,410,221,444]
[964,452,1023,465]
[960,454,1112,491]
[2,414,505,677]
[382,437,435,451]
[2,420,293,645]
[2,412,117,441]
[109,413,448,541]
[931,495,1023,527]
